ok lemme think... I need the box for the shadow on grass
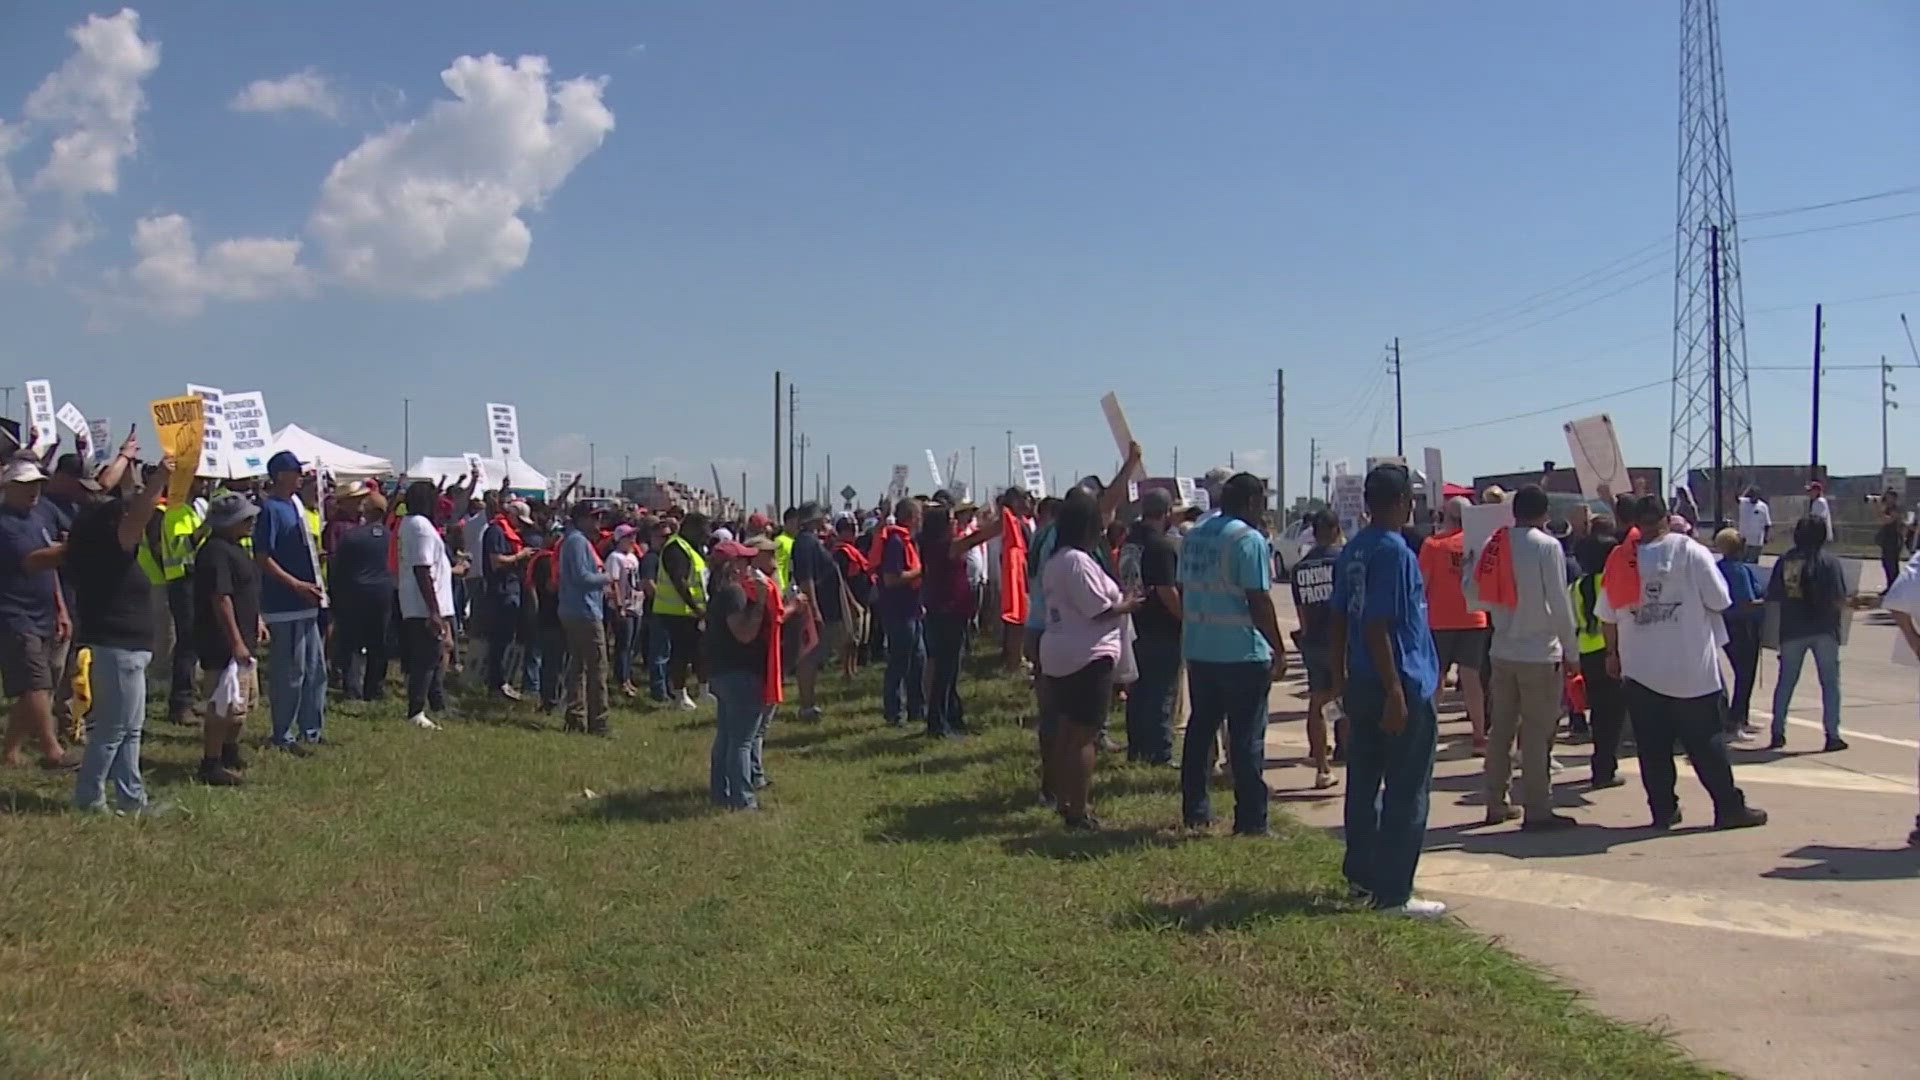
[581,785,717,824]
[866,788,1039,843]
[0,787,69,815]
[763,724,859,751]
[880,746,1015,776]
[1001,826,1182,861]
[1115,888,1344,931]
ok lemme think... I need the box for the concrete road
[1261,579,1920,1079]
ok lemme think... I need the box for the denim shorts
[1300,643,1333,694]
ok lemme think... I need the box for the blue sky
[0,2,1916,507]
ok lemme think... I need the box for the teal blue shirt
[1177,513,1273,664]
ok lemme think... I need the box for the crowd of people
[6,430,1916,902]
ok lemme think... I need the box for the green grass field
[0,656,1717,1078]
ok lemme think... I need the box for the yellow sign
[149,395,203,506]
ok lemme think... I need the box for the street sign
[839,485,856,503]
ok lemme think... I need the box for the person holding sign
[255,450,328,752]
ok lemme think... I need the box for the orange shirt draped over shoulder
[1418,529,1486,630]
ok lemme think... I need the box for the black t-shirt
[1768,548,1846,641]
[1289,543,1342,648]
[482,523,523,602]
[791,530,841,622]
[1121,521,1181,639]
[704,580,767,675]
[194,535,260,669]
[68,499,153,651]
[330,522,394,595]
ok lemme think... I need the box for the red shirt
[1418,529,1487,630]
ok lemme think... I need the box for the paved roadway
[1261,560,1919,1079]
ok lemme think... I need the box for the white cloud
[123,213,315,316]
[230,69,342,120]
[24,8,160,199]
[308,53,613,298]
[0,121,24,265]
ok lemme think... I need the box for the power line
[1745,208,1920,243]
[1409,379,1668,438]
[1406,265,1670,366]
[1743,183,1920,221]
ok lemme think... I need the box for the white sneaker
[498,684,523,702]
[676,691,698,711]
[1387,898,1448,919]
[408,713,441,730]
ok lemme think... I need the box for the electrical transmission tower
[1669,0,1752,524]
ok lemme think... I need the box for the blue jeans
[1772,633,1842,741]
[643,613,671,700]
[750,704,774,788]
[1125,630,1180,762]
[486,594,521,690]
[882,615,926,723]
[924,612,967,735]
[268,614,327,745]
[710,669,763,809]
[1180,660,1271,833]
[1341,675,1438,908]
[73,647,151,811]
[612,610,640,686]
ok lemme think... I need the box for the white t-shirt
[1596,531,1730,699]
[606,549,641,612]
[398,515,455,620]
[461,513,487,578]
[1736,497,1771,545]
[1809,495,1833,538]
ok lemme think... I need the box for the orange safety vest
[867,523,920,576]
[1473,526,1519,609]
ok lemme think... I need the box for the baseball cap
[3,458,47,484]
[267,450,303,475]
[613,523,636,540]
[711,526,735,544]
[52,453,101,492]
[507,499,534,524]
[711,539,755,560]
[747,512,770,534]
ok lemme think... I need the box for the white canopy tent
[407,455,550,496]
[269,425,394,480]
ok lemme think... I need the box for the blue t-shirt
[1330,525,1439,700]
[252,494,319,619]
[792,530,841,622]
[1717,556,1764,623]
[877,533,923,622]
[0,503,59,636]
[1177,513,1273,664]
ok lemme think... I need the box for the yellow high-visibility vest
[160,503,204,581]
[773,533,794,592]
[653,534,707,616]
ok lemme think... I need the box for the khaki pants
[1485,658,1563,820]
[561,617,609,734]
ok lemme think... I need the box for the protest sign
[1099,392,1141,483]
[24,380,56,450]
[187,384,227,479]
[222,391,272,477]
[150,395,204,506]
[87,419,112,466]
[1564,413,1630,502]
[460,452,485,484]
[1332,473,1365,538]
[56,402,88,440]
[888,464,910,501]
[1462,501,1515,562]
[1423,447,1444,505]
[925,449,943,489]
[486,403,520,460]
[1882,467,1907,498]
[1016,444,1046,499]
[1191,486,1210,513]
[1174,476,1197,509]
[553,470,579,498]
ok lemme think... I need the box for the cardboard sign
[222,390,272,477]
[553,470,579,498]
[1423,447,1444,504]
[888,464,910,501]
[1564,413,1630,503]
[486,403,520,460]
[55,402,88,440]
[1881,467,1907,498]
[87,419,111,466]
[1332,473,1365,538]
[186,384,227,479]
[925,449,943,489]
[1016,444,1046,499]
[150,395,204,506]
[1461,502,1515,563]
[460,452,485,485]
[1174,476,1197,509]
[1099,392,1141,483]
[24,380,56,450]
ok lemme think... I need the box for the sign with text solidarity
[1017,444,1046,499]
[222,391,273,477]
[149,395,204,506]
[486,403,520,461]
[24,380,56,451]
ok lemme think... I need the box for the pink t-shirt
[1039,548,1124,677]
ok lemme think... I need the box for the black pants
[1722,618,1761,732]
[1579,651,1625,781]
[924,612,968,735]
[166,577,197,714]
[1622,680,1750,820]
[539,623,569,708]
[333,589,390,700]
[402,618,447,716]
[1884,553,1903,595]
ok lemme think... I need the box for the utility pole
[1005,429,1013,487]
[1276,367,1286,521]
[623,454,630,482]
[773,371,782,517]
[1708,224,1724,527]
[969,445,976,496]
[826,453,832,507]
[589,442,597,491]
[1172,446,1179,478]
[740,470,747,516]
[798,433,807,507]
[1882,355,1898,473]
[402,397,410,476]
[1308,437,1318,505]
[1388,340,1403,456]
[1810,304,1823,481]
[788,382,798,509]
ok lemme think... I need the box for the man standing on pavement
[1328,465,1447,918]
[1469,484,1581,830]
[1119,489,1181,766]
[1418,496,1491,753]
[1736,487,1771,562]
[789,502,838,722]
[254,451,328,752]
[1805,480,1834,541]
[558,500,612,735]
[1287,509,1342,789]
[69,456,172,812]
[1177,472,1286,835]
[1599,494,1768,831]
[398,480,456,730]
[0,456,80,770]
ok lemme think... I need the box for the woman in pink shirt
[1040,489,1141,831]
